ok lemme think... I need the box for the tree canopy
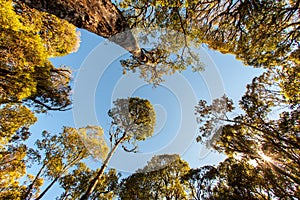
[1,0,79,111]
[0,0,299,199]
[119,0,299,67]
[119,154,192,200]
[195,68,300,198]
[17,0,299,85]
[80,97,156,200]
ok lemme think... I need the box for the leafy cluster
[108,97,156,152]
[1,0,79,112]
[118,0,299,85]
[195,67,300,198]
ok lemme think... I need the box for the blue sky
[29,28,264,198]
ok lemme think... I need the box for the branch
[29,98,71,111]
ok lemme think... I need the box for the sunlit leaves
[195,69,300,198]
[108,97,156,151]
[14,2,80,57]
[77,126,108,160]
[119,154,192,200]
[0,0,79,112]
[0,144,27,200]
[0,104,36,144]
[118,0,299,84]
[20,126,107,199]
[59,163,119,200]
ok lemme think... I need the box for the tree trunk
[36,176,60,200]
[18,0,146,60]
[23,162,47,200]
[80,135,125,200]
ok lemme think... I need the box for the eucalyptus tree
[195,68,300,198]
[80,97,156,200]
[11,0,300,85]
[183,157,286,200]
[59,163,119,200]
[1,0,79,112]
[120,0,299,68]
[119,154,192,200]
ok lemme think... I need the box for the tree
[0,144,27,200]
[0,104,36,144]
[195,68,300,198]
[117,0,299,85]
[1,0,79,111]
[17,0,204,86]
[0,104,36,200]
[182,165,217,200]
[119,0,299,68]
[0,124,117,200]
[212,157,299,200]
[118,154,192,200]
[16,0,145,61]
[0,3,80,181]
[120,30,204,86]
[21,126,108,200]
[59,163,119,200]
[13,0,299,85]
[80,97,156,200]
[1,97,155,200]
[184,157,284,200]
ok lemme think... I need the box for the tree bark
[18,0,145,60]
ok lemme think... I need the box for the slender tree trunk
[35,176,60,200]
[23,162,47,200]
[18,0,146,60]
[80,135,126,200]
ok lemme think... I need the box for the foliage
[118,154,192,200]
[0,0,80,112]
[0,144,27,200]
[80,97,156,200]
[182,165,217,200]
[0,126,108,200]
[117,0,299,85]
[0,104,36,199]
[184,157,286,200]
[0,104,36,144]
[1,0,299,199]
[120,29,204,86]
[108,97,156,152]
[22,126,107,200]
[59,163,119,200]
[195,67,300,198]
[0,2,83,198]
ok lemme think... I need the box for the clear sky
[28,28,264,199]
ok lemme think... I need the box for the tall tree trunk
[23,162,47,200]
[36,176,60,200]
[80,135,126,200]
[18,0,146,60]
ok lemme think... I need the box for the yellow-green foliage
[0,1,80,198]
[0,0,79,102]
[0,145,27,200]
[0,104,37,144]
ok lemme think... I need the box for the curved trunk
[17,0,145,59]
